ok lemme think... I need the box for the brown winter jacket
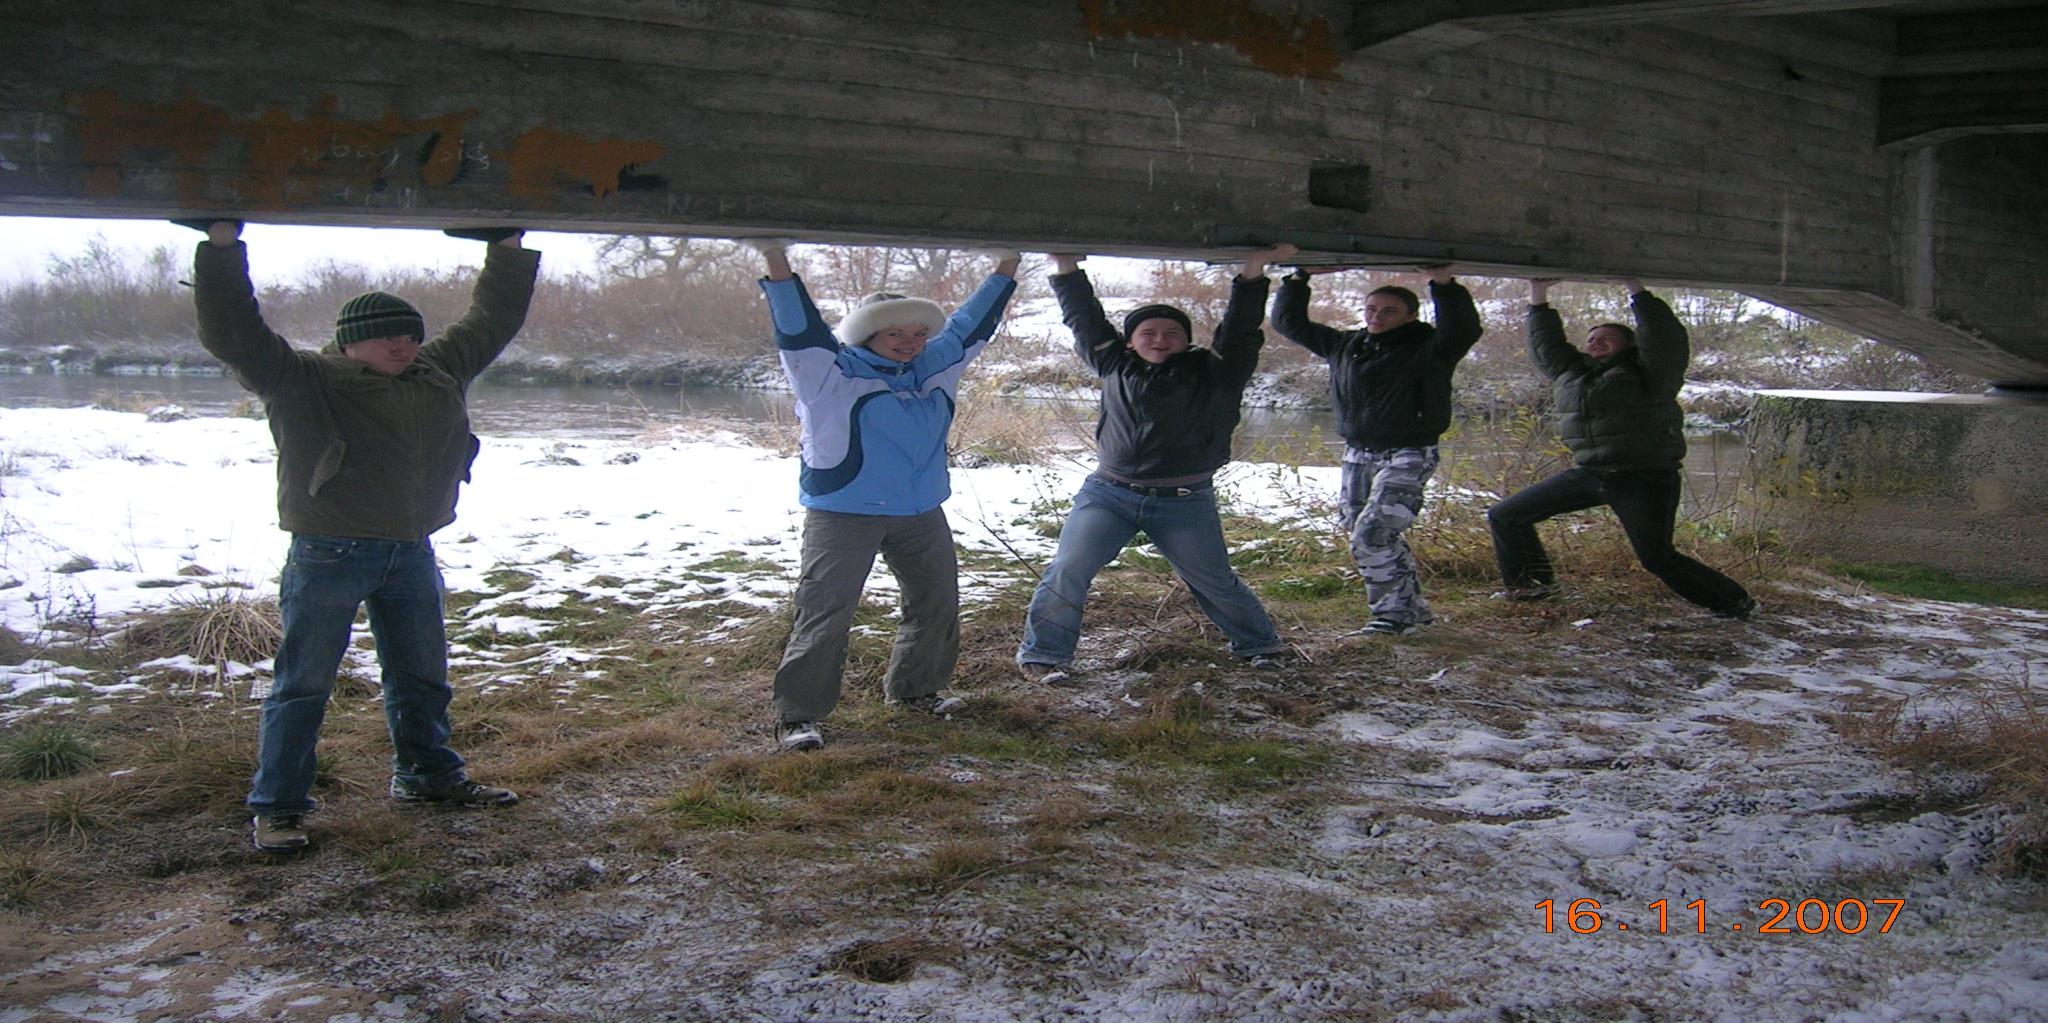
[192,240,541,541]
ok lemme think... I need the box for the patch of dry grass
[1840,676,2048,878]
[495,715,721,786]
[0,845,85,910]
[826,935,945,983]
[116,590,281,676]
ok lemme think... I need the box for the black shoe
[1248,653,1289,670]
[251,814,309,853]
[390,778,519,806]
[1495,583,1560,602]
[1716,597,1758,620]
[1347,618,1422,636]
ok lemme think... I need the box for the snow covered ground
[3,405,2046,1023]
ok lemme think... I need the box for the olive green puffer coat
[1529,292,1689,471]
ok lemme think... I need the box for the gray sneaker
[390,778,519,806]
[891,693,966,716]
[251,813,309,853]
[777,720,824,752]
[1017,661,1070,684]
[1349,617,1423,636]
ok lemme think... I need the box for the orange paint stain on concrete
[503,126,664,206]
[67,90,477,207]
[73,91,232,202]
[1078,0,1341,81]
[240,97,475,203]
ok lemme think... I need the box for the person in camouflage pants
[1338,445,1442,629]
[1271,263,1483,634]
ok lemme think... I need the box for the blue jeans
[248,535,466,816]
[1017,475,1282,667]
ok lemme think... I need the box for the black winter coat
[1052,269,1268,481]
[1528,292,1690,471]
[1270,276,1483,450]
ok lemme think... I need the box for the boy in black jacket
[1016,246,1297,679]
[1271,264,1483,634]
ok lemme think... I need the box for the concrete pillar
[1743,390,2048,586]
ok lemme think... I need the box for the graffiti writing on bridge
[66,92,663,211]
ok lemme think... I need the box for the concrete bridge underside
[3,0,2044,384]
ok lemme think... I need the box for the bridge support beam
[1743,390,2048,587]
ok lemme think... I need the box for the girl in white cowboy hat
[743,239,1021,751]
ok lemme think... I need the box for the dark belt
[1099,475,1214,498]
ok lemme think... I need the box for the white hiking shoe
[1017,661,1070,684]
[777,720,825,752]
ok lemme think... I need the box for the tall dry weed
[117,590,282,684]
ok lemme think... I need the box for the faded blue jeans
[1017,475,1283,668]
[247,534,467,816]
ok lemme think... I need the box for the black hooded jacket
[1051,269,1268,481]
[1270,275,1483,450]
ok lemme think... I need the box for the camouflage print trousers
[1338,445,1441,626]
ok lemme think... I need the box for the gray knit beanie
[334,292,425,347]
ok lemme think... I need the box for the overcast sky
[3,216,605,285]
[3,216,1170,288]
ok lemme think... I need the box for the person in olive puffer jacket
[1270,263,1483,635]
[1015,246,1297,678]
[189,219,538,854]
[1486,277,1754,618]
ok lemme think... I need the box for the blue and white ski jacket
[760,272,1017,516]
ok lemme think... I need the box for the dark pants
[1487,467,1749,615]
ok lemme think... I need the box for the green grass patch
[661,781,776,829]
[406,870,469,912]
[693,551,784,576]
[1093,698,1329,794]
[482,568,538,593]
[1262,573,1352,600]
[3,723,101,780]
[1828,561,2048,610]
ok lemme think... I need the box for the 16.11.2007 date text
[1536,898,1905,935]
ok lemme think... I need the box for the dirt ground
[4,580,2046,1023]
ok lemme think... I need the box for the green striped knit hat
[334,292,425,347]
